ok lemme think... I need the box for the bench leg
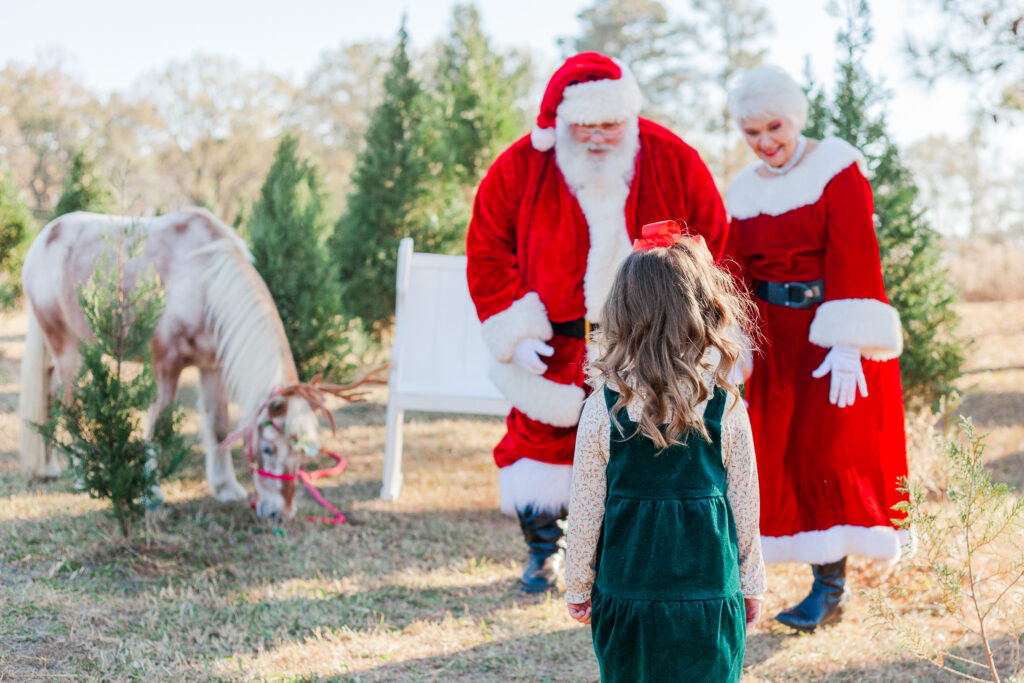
[381,401,405,500]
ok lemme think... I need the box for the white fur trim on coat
[480,292,553,363]
[489,359,585,427]
[557,66,643,126]
[498,458,574,516]
[809,298,904,360]
[726,137,866,220]
[762,525,915,565]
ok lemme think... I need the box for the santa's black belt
[755,279,825,309]
[551,318,599,339]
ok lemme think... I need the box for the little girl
[565,221,766,682]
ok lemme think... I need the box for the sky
[0,0,978,147]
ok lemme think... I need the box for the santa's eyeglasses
[570,122,627,141]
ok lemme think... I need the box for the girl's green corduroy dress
[591,385,746,682]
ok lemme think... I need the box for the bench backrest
[389,238,510,416]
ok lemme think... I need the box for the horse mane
[193,215,299,416]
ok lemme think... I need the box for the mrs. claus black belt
[551,317,599,339]
[755,279,825,309]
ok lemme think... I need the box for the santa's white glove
[512,338,554,375]
[812,344,868,408]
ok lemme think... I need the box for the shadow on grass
[2,475,522,586]
[327,627,902,683]
[986,449,1024,490]
[2,484,537,675]
[809,636,1022,682]
[743,630,789,669]
[956,391,1024,429]
[329,627,598,683]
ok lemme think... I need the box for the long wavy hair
[590,239,757,449]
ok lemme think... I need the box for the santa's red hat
[530,52,643,152]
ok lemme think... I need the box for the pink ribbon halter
[219,388,348,525]
[245,418,348,524]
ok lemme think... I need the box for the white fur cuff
[498,458,573,515]
[480,292,552,363]
[489,360,585,427]
[809,298,903,360]
[762,525,915,565]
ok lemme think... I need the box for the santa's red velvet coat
[724,137,911,564]
[466,117,727,514]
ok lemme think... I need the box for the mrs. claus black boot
[775,557,848,632]
[516,506,566,593]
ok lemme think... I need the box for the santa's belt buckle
[784,281,814,304]
[551,317,599,340]
[755,279,824,309]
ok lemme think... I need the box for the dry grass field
[1,298,1022,682]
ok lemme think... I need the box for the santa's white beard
[554,118,639,198]
[553,117,641,320]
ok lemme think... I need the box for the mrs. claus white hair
[728,65,808,131]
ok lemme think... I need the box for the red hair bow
[632,220,713,262]
[632,220,683,251]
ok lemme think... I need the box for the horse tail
[18,304,54,477]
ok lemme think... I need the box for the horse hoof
[216,481,248,503]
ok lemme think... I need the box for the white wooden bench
[381,238,510,500]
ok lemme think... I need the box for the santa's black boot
[516,506,566,593]
[775,557,847,632]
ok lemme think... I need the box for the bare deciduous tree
[906,0,1024,121]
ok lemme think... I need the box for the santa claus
[466,52,728,592]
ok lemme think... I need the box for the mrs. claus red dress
[725,137,912,564]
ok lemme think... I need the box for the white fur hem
[489,360,585,427]
[480,292,552,362]
[556,64,642,126]
[498,458,573,515]
[762,525,915,565]
[726,137,866,220]
[809,298,903,360]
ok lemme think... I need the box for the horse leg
[18,307,61,479]
[41,366,61,479]
[199,367,247,502]
[48,349,85,481]
[144,347,186,508]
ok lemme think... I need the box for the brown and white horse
[19,208,320,520]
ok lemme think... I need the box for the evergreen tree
[430,3,529,188]
[37,227,187,537]
[53,148,115,218]
[0,169,34,309]
[330,20,461,336]
[805,0,965,409]
[248,134,350,381]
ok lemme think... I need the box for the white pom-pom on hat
[531,126,557,152]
